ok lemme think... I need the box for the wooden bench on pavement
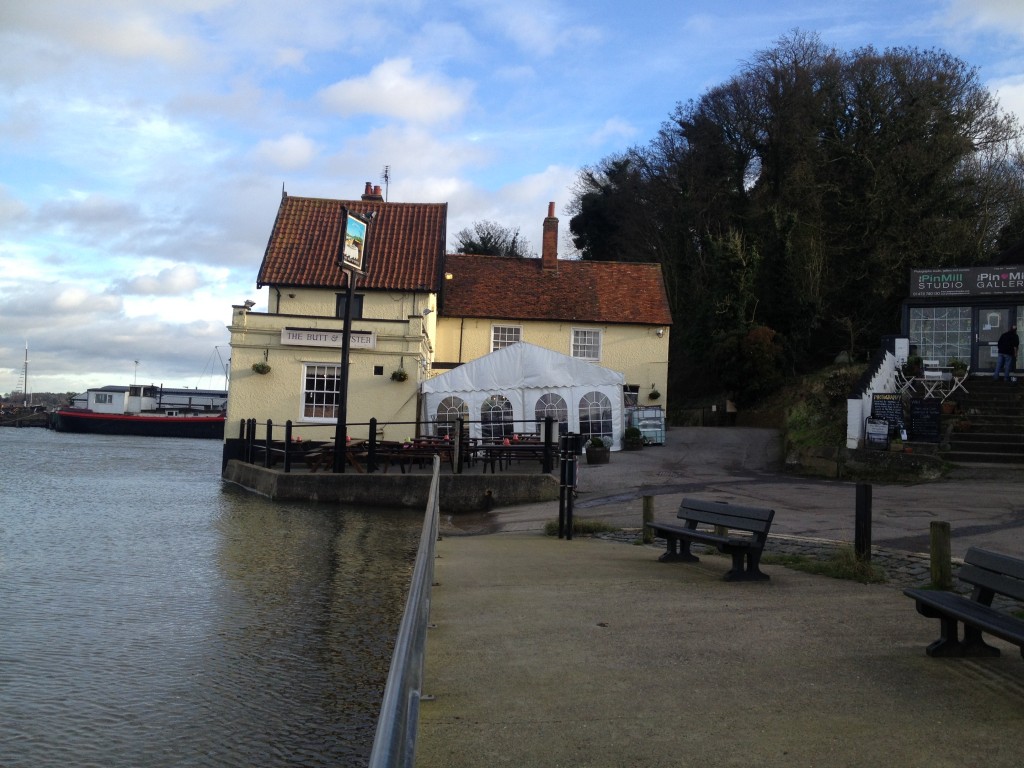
[904,547,1024,658]
[645,497,775,581]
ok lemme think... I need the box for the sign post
[333,208,371,473]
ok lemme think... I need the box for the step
[942,450,1024,464]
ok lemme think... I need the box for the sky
[3,0,1024,397]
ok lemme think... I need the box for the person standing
[994,323,1020,382]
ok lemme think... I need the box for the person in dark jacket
[994,324,1020,382]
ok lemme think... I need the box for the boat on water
[50,384,227,439]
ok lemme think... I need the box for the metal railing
[367,455,440,768]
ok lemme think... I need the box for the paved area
[416,427,1024,767]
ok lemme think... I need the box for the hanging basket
[391,369,408,382]
[251,361,271,375]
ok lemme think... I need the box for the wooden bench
[645,497,775,581]
[903,547,1024,658]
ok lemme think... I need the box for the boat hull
[51,410,225,439]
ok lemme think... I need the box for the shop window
[303,364,340,420]
[572,328,602,361]
[909,307,970,364]
[434,396,468,437]
[578,390,612,442]
[492,325,521,351]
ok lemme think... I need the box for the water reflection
[0,430,420,767]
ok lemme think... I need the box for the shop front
[903,267,1024,374]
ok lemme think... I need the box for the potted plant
[623,426,644,450]
[949,358,968,378]
[941,399,958,415]
[251,361,271,375]
[901,355,923,378]
[648,389,661,401]
[585,436,610,464]
[391,369,408,382]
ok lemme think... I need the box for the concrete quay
[415,427,1024,767]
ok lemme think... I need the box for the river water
[0,428,421,767]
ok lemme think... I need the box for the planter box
[585,447,610,464]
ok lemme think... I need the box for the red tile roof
[442,253,673,326]
[257,194,447,291]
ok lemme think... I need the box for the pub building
[902,266,1024,375]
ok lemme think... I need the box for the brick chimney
[361,182,384,202]
[542,201,558,271]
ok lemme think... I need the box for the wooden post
[855,483,872,562]
[642,495,654,544]
[930,521,953,590]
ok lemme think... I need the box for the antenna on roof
[381,165,390,202]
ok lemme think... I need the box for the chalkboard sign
[908,398,941,443]
[871,392,905,436]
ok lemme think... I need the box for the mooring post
[930,520,953,589]
[642,495,654,544]
[855,482,872,561]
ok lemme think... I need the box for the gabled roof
[257,194,447,291]
[442,253,673,326]
[421,342,625,394]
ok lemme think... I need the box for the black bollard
[855,482,872,562]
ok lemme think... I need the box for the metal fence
[367,455,440,768]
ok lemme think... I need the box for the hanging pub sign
[338,208,369,274]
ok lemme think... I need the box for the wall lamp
[422,307,433,316]
[655,327,664,338]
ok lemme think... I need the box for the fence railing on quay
[232,416,560,474]
[367,456,441,768]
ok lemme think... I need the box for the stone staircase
[942,376,1024,464]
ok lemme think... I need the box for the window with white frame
[534,393,568,426]
[491,325,522,351]
[572,328,601,361]
[434,396,468,437]
[481,394,514,440]
[94,393,113,404]
[578,390,612,442]
[303,363,340,420]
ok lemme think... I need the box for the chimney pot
[364,182,373,195]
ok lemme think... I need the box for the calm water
[0,428,420,767]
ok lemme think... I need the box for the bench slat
[905,589,1024,646]
[679,497,775,525]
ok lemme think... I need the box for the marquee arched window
[434,396,468,437]
[578,390,612,443]
[481,394,513,441]
[534,393,568,433]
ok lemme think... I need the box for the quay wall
[222,460,559,513]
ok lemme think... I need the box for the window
[94,393,113,404]
[492,325,521,351]
[534,393,568,431]
[303,364,340,420]
[572,328,601,361]
[480,394,513,440]
[336,293,364,319]
[434,396,468,437]
[909,307,971,365]
[623,386,639,409]
[578,390,612,443]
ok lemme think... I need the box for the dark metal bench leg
[925,616,965,657]
[960,626,1001,657]
[657,536,699,563]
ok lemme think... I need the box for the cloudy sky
[2,0,1024,396]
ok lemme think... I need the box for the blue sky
[2,0,1024,396]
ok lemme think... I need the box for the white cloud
[318,58,473,124]
[253,133,318,170]
[116,265,202,297]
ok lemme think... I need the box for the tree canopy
[454,220,534,258]
[568,31,1024,401]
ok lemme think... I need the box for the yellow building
[226,186,672,446]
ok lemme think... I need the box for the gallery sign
[281,328,375,349]
[910,266,1024,298]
